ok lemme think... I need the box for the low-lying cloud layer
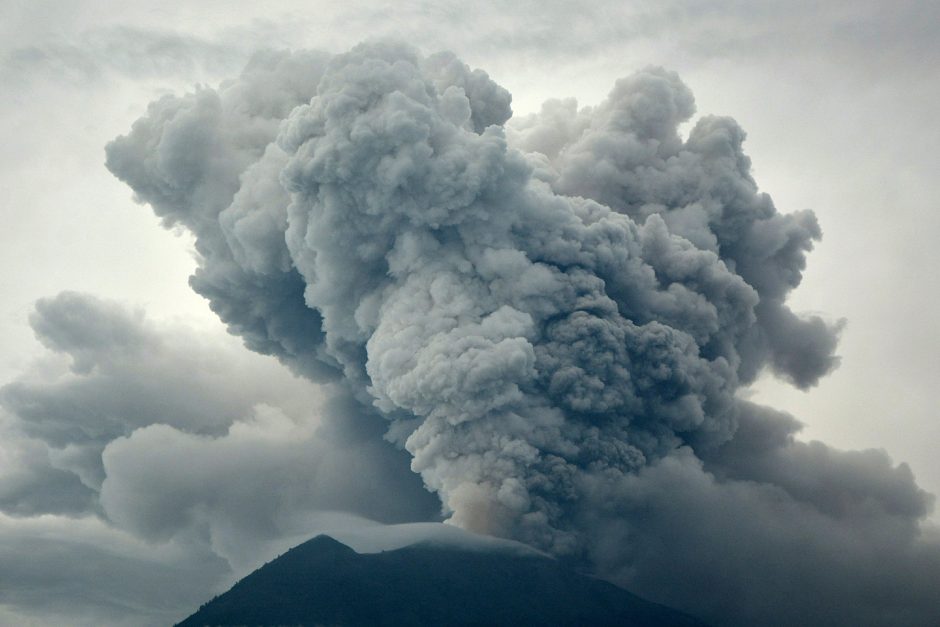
[1,41,936,626]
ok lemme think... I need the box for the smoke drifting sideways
[0,290,441,625]
[102,42,940,626]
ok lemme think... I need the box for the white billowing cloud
[99,41,940,626]
[0,291,438,624]
[2,291,323,491]
[99,400,438,573]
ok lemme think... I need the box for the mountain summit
[177,534,708,626]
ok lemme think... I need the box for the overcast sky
[1,2,938,625]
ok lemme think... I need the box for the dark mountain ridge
[177,534,708,626]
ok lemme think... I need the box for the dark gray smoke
[105,41,939,626]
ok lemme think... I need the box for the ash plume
[105,41,940,626]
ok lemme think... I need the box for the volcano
[176,535,708,626]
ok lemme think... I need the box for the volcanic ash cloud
[106,41,940,626]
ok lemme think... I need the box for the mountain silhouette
[177,534,708,626]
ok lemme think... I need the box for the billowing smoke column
[103,42,940,625]
[105,42,841,551]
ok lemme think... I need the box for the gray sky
[1,1,938,625]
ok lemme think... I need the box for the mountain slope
[177,535,708,626]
